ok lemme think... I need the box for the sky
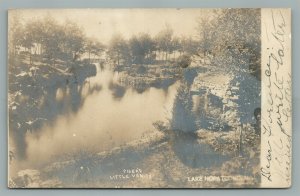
[9,9,212,44]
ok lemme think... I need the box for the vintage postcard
[7,8,291,188]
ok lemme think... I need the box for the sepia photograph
[7,8,291,188]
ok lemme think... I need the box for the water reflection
[9,63,97,159]
[109,82,126,100]
[11,62,232,178]
[22,65,179,168]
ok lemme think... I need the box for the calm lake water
[21,63,179,168]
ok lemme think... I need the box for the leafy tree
[29,20,44,55]
[129,33,155,64]
[107,34,130,65]
[196,16,214,57]
[40,16,65,64]
[155,25,174,61]
[204,9,261,72]
[91,41,105,59]
[85,38,105,63]
[138,33,155,62]
[178,36,199,56]
[10,15,93,67]
[203,9,261,125]
[63,21,86,62]
[129,35,142,63]
[195,9,220,55]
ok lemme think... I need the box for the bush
[177,54,192,68]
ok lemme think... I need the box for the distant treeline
[106,27,199,65]
[107,8,261,73]
[9,15,105,65]
[9,9,261,75]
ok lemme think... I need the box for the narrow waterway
[22,64,179,168]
